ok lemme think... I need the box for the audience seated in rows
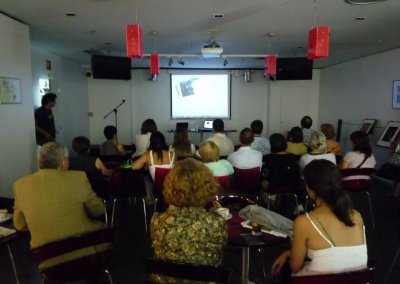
[206,119,234,157]
[340,130,376,169]
[169,128,196,160]
[286,126,308,156]
[69,136,111,177]
[132,131,175,181]
[299,132,336,172]
[320,123,341,156]
[198,141,234,177]
[134,119,157,158]
[250,120,271,155]
[228,128,263,170]
[100,125,126,156]
[13,142,107,271]
[271,160,367,278]
[150,158,227,283]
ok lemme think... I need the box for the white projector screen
[170,73,231,119]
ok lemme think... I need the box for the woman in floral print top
[150,158,227,283]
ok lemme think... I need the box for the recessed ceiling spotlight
[297,45,305,49]
[344,0,387,4]
[355,16,368,20]
[65,13,76,16]
[213,14,224,18]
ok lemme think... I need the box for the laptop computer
[175,122,189,131]
[199,120,213,132]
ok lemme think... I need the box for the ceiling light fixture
[345,0,387,4]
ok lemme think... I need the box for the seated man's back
[228,146,262,169]
[227,127,262,169]
[13,142,106,271]
[207,133,234,157]
[14,170,105,248]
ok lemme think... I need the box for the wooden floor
[0,179,399,283]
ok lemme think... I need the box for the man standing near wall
[35,93,57,145]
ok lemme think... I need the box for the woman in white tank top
[271,159,367,278]
[132,131,175,180]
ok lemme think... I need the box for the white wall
[88,69,320,146]
[0,14,35,198]
[88,78,132,145]
[268,69,320,135]
[319,49,400,166]
[31,46,89,152]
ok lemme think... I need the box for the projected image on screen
[171,74,231,119]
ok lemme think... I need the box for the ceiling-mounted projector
[201,38,223,58]
[201,46,223,58]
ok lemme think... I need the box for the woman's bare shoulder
[352,210,364,226]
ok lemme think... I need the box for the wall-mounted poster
[359,119,377,134]
[0,77,21,104]
[377,121,400,147]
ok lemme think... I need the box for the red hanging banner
[308,26,330,60]
[126,24,143,58]
[150,54,160,75]
[264,55,277,77]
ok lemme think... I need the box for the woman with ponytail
[271,159,367,278]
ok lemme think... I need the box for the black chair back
[290,264,375,284]
[145,257,232,283]
[31,228,115,282]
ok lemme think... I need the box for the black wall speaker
[276,57,313,80]
[91,55,132,80]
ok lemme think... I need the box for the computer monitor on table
[175,122,189,131]
[199,120,213,132]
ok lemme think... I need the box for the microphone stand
[103,100,126,144]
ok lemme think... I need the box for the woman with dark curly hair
[150,158,227,283]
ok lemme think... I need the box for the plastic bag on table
[239,205,293,238]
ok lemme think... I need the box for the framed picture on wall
[377,121,400,147]
[0,77,21,104]
[393,81,400,109]
[359,119,377,134]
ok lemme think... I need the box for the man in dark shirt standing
[35,93,57,145]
